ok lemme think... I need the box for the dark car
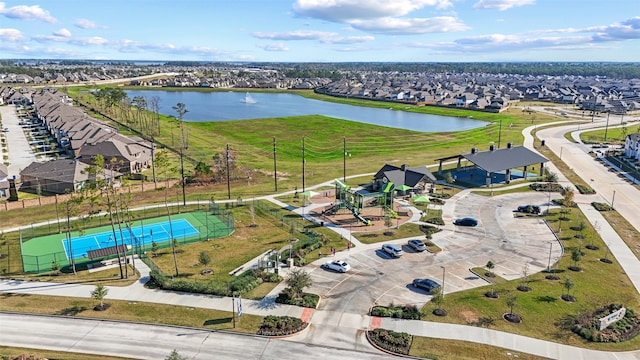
[453,217,478,227]
[408,239,427,252]
[412,278,441,292]
[517,205,541,214]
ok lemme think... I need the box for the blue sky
[0,0,639,62]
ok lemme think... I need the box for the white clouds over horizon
[473,0,535,11]
[0,2,56,23]
[0,1,638,61]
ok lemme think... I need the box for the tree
[562,186,575,207]
[198,251,211,266]
[485,260,495,277]
[562,276,575,298]
[165,349,187,360]
[285,268,312,299]
[571,248,582,270]
[431,286,444,310]
[151,241,159,256]
[507,295,517,315]
[91,283,109,310]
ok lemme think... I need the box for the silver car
[408,239,427,252]
[382,243,403,258]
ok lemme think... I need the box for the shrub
[370,304,421,320]
[592,202,612,211]
[257,315,307,336]
[368,328,412,355]
[575,184,596,194]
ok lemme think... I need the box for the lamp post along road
[441,266,446,298]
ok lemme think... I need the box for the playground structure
[322,179,397,226]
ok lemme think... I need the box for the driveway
[0,105,37,177]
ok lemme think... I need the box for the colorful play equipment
[328,178,396,225]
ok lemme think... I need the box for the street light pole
[441,266,446,299]
[546,242,553,273]
[611,190,616,210]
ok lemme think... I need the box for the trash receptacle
[274,267,279,275]
[287,258,294,268]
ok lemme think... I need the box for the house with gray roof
[0,163,9,198]
[20,159,94,194]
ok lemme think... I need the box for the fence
[20,204,234,273]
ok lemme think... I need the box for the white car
[321,260,351,273]
[381,243,403,258]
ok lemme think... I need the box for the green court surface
[21,211,233,273]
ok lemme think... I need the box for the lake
[124,90,488,133]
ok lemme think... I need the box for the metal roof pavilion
[461,146,548,173]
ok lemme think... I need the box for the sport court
[21,211,233,273]
[61,218,198,260]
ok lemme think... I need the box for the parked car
[453,217,478,227]
[321,260,351,273]
[408,239,427,252]
[517,205,541,214]
[381,243,403,258]
[2,128,8,132]
[412,278,441,292]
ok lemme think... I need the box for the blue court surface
[62,218,200,260]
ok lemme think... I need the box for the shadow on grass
[535,295,557,303]
[1,293,31,298]
[204,318,232,326]
[56,304,88,316]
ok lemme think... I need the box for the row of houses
[1,87,154,195]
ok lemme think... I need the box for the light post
[611,190,616,210]
[546,242,553,273]
[441,266,446,298]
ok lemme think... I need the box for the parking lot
[305,191,561,314]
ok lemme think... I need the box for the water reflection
[125,90,487,133]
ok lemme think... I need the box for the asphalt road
[0,312,397,360]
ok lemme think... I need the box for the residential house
[624,133,640,163]
[20,159,95,194]
[0,163,9,197]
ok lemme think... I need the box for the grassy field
[0,346,131,360]
[0,293,262,333]
[410,337,550,360]
[419,206,640,351]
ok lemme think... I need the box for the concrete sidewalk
[0,258,304,319]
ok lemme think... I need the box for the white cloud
[473,0,535,11]
[253,30,337,41]
[71,36,109,46]
[291,0,466,36]
[53,28,71,38]
[252,30,374,45]
[0,2,56,23]
[258,43,289,51]
[74,18,99,29]
[293,0,452,22]
[350,16,469,34]
[0,28,22,41]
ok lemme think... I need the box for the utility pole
[226,144,231,200]
[273,136,278,192]
[343,137,346,183]
[497,119,502,149]
[302,137,306,193]
[603,112,610,143]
